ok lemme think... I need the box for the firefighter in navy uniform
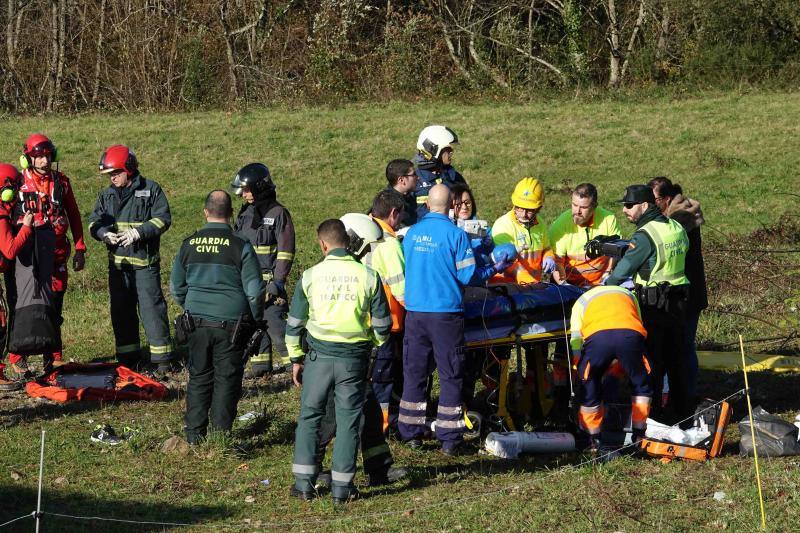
[606,184,691,424]
[412,125,467,219]
[88,145,174,373]
[231,163,295,378]
[170,190,265,444]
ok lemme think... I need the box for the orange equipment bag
[25,362,168,403]
[640,400,732,462]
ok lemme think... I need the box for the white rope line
[0,512,34,528]
[31,389,746,529]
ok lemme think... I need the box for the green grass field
[1,91,799,531]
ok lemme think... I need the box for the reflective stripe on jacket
[491,210,553,284]
[569,285,646,352]
[285,248,391,362]
[548,207,620,286]
[403,212,475,312]
[634,218,690,287]
[233,197,295,284]
[365,217,405,332]
[88,174,171,270]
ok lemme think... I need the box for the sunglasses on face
[623,202,639,209]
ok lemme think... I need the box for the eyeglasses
[402,172,417,178]
[456,200,473,208]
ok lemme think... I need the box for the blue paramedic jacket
[403,212,476,313]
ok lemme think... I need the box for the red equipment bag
[25,362,168,403]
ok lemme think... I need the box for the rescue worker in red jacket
[569,285,653,456]
[7,134,85,373]
[0,164,34,390]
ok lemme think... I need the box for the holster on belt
[173,311,196,345]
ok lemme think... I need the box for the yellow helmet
[511,177,544,210]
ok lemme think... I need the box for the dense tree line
[1,0,798,112]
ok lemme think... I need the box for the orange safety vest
[491,210,553,285]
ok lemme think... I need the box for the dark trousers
[318,382,393,476]
[184,325,245,443]
[250,300,289,368]
[109,266,172,366]
[578,329,652,407]
[642,306,692,424]
[371,332,403,430]
[684,309,701,401]
[399,311,465,448]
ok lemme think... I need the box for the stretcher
[462,283,586,434]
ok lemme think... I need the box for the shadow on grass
[0,484,232,532]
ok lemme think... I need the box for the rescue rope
[0,512,34,528]
[23,389,746,530]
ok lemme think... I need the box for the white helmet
[340,213,383,258]
[416,125,459,162]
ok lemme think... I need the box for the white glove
[103,232,120,245]
[118,228,140,247]
[621,278,636,290]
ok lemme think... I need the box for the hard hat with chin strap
[340,213,383,258]
[511,177,544,210]
[416,125,458,162]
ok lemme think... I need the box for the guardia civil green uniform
[286,248,391,499]
[607,198,691,422]
[170,222,265,443]
[88,174,173,367]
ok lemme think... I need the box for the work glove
[491,243,517,265]
[493,258,512,274]
[72,250,85,272]
[118,228,140,247]
[621,278,635,290]
[266,281,285,298]
[542,256,557,274]
[102,232,120,245]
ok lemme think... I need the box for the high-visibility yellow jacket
[634,218,690,287]
[569,285,647,352]
[285,248,391,362]
[548,206,620,287]
[491,210,553,284]
[366,217,406,332]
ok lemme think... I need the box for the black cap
[617,185,655,205]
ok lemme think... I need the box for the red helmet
[23,133,56,157]
[99,145,138,177]
[0,163,20,203]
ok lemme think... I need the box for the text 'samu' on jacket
[285,248,391,362]
[87,174,171,269]
[402,212,476,313]
[365,217,405,332]
[491,210,554,284]
[233,195,295,284]
[18,168,86,263]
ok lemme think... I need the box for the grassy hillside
[0,92,798,530]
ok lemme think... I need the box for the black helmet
[231,163,276,197]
